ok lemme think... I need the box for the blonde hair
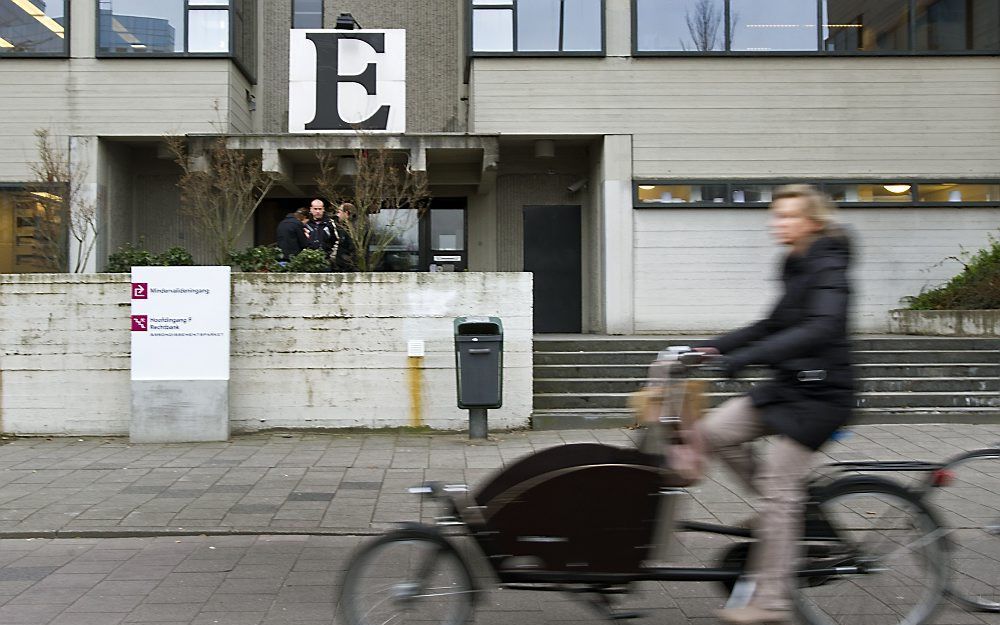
[771,184,837,228]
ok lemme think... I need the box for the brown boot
[716,605,793,625]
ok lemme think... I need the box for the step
[533,391,1000,411]
[534,363,1000,379]
[533,350,999,366]
[530,407,1000,430]
[533,377,999,394]
[533,337,1000,353]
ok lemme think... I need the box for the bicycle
[337,347,948,625]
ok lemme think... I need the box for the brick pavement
[0,425,996,625]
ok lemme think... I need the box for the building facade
[1,0,998,333]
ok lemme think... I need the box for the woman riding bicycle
[693,184,854,625]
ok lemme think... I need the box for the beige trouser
[693,396,815,611]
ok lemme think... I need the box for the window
[635,0,1000,53]
[471,0,603,54]
[634,180,1000,207]
[292,0,322,29]
[98,0,233,55]
[0,0,67,56]
[0,189,64,273]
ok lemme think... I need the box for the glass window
[731,184,774,203]
[636,0,725,52]
[292,0,322,29]
[915,0,998,51]
[0,0,67,55]
[373,208,420,271]
[822,0,909,51]
[918,183,1000,203]
[472,0,602,53]
[826,183,913,203]
[188,8,229,52]
[99,1,234,55]
[730,0,818,51]
[430,209,465,250]
[636,184,727,203]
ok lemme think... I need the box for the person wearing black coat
[275,208,309,262]
[693,184,854,625]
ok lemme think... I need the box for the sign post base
[469,408,488,440]
[130,380,230,443]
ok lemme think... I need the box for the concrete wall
[0,273,532,436]
[471,56,1000,179]
[634,208,1000,333]
[260,0,465,133]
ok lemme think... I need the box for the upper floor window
[471,0,604,55]
[0,0,68,56]
[635,0,1000,54]
[292,0,323,28]
[98,0,231,55]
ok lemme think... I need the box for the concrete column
[68,136,100,274]
[606,0,632,57]
[601,135,634,335]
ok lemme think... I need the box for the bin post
[469,408,488,440]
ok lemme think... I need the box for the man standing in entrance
[305,198,337,268]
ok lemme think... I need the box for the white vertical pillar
[601,135,634,335]
[68,135,100,274]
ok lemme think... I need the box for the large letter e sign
[289,29,406,133]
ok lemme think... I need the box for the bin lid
[454,316,503,335]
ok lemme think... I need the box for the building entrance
[523,205,582,333]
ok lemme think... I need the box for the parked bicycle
[337,348,948,625]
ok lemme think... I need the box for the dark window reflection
[915,0,1000,51]
[0,0,67,55]
[730,0,818,51]
[823,0,909,51]
[636,0,725,51]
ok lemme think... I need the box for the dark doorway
[523,205,582,333]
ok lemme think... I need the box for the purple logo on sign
[132,283,148,299]
[131,315,148,332]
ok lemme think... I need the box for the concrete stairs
[531,336,1000,429]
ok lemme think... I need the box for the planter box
[0,272,533,436]
[889,309,1000,337]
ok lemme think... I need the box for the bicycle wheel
[927,448,1000,612]
[338,526,476,625]
[795,477,947,625]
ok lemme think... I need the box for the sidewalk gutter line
[0,528,386,539]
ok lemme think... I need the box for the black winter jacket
[706,227,855,450]
[275,214,308,261]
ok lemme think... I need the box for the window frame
[468,0,607,58]
[633,180,1000,208]
[95,0,234,60]
[631,0,1000,57]
[0,0,71,58]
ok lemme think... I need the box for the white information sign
[288,29,406,133]
[130,266,231,381]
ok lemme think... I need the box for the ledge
[889,309,1000,336]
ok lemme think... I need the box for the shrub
[906,233,1000,310]
[228,245,284,272]
[284,248,330,273]
[159,246,195,266]
[107,242,158,273]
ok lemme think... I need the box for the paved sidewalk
[0,424,998,537]
[0,425,997,625]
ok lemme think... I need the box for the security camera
[567,178,588,193]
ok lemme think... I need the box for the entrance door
[523,205,582,333]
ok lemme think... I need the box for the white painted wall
[634,208,1000,333]
[0,273,532,436]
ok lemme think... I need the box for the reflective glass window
[636,184,728,204]
[188,9,229,52]
[473,8,514,51]
[431,209,465,250]
[822,0,909,51]
[0,0,67,55]
[826,183,913,203]
[373,208,420,271]
[730,0,818,51]
[918,183,1000,203]
[472,0,602,53]
[915,0,999,51]
[518,0,561,51]
[562,0,603,50]
[636,0,725,51]
[731,184,774,203]
[292,0,323,29]
[99,1,234,55]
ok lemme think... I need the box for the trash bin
[454,316,503,409]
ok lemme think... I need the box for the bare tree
[682,0,725,51]
[315,145,430,272]
[166,135,277,264]
[26,129,98,273]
